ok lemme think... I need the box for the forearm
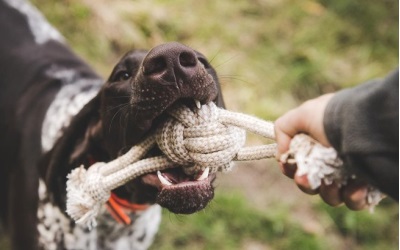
[323,69,399,199]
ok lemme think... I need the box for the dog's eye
[115,71,131,81]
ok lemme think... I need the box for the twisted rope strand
[104,156,174,191]
[100,136,156,176]
[219,109,275,139]
[235,144,277,161]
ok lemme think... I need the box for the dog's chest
[37,69,162,249]
[37,180,161,250]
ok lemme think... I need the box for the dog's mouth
[141,98,216,214]
[113,98,217,214]
[140,165,215,214]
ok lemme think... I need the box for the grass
[150,192,327,250]
[318,199,399,250]
[1,0,398,249]
[152,191,398,250]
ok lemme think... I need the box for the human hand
[274,94,369,210]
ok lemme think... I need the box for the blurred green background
[1,0,398,249]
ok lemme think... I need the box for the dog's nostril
[179,51,197,68]
[143,56,167,75]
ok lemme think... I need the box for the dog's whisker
[108,95,131,99]
[119,107,130,132]
[108,104,129,133]
[219,75,254,85]
[212,54,238,69]
[106,102,130,112]
[208,49,221,65]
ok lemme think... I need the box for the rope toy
[66,102,384,229]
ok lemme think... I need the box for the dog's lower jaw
[156,179,215,214]
[121,169,216,214]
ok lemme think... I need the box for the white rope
[66,136,177,229]
[279,134,384,211]
[66,102,384,229]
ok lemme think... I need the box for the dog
[0,0,224,249]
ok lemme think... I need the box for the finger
[274,107,310,157]
[342,180,368,211]
[275,107,309,140]
[294,174,319,195]
[279,162,296,179]
[303,94,334,147]
[319,181,343,207]
[274,127,292,160]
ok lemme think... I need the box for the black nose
[142,42,199,85]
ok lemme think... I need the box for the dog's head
[43,42,224,215]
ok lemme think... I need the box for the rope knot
[156,102,246,174]
[83,164,111,203]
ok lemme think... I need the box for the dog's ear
[40,93,107,208]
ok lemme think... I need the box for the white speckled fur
[38,180,161,250]
[4,0,64,44]
[3,1,163,248]
[38,67,162,249]
[41,66,102,152]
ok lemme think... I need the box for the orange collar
[106,192,150,225]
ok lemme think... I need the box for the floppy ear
[40,93,108,209]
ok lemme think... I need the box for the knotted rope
[66,102,384,229]
[156,103,277,174]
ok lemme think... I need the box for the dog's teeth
[157,171,172,186]
[194,99,201,109]
[196,167,209,181]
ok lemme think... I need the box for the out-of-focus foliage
[32,0,398,119]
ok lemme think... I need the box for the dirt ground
[215,159,357,249]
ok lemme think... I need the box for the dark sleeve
[323,69,399,200]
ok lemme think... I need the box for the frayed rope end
[66,164,110,230]
[281,134,385,209]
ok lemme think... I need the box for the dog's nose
[142,42,199,86]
